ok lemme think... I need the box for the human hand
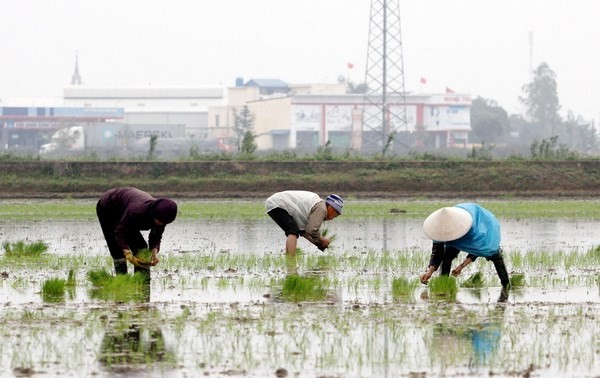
[317,237,330,251]
[150,249,159,266]
[420,272,431,284]
[452,264,465,276]
[124,249,145,268]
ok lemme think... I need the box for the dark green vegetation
[1,160,600,198]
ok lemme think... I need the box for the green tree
[346,81,368,94]
[240,130,257,155]
[470,97,509,143]
[147,134,158,160]
[233,105,255,152]
[520,62,561,137]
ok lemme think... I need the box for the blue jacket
[445,203,501,257]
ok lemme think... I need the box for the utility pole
[362,0,408,155]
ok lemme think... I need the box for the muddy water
[0,218,596,256]
[0,213,598,377]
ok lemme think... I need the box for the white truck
[39,124,187,156]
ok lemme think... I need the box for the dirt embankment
[1,160,599,199]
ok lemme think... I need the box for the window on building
[215,115,220,128]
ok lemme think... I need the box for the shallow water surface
[1,217,596,256]
[0,206,598,377]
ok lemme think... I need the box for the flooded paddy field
[0,199,598,377]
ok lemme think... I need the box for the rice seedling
[510,273,526,287]
[391,277,418,298]
[87,269,113,286]
[281,275,327,302]
[461,271,485,288]
[41,278,66,302]
[87,269,149,302]
[2,240,48,257]
[321,228,337,244]
[66,269,76,287]
[428,276,458,300]
[135,248,153,265]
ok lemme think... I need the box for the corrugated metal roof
[244,79,288,88]
[63,86,225,99]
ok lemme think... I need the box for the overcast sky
[1,0,598,121]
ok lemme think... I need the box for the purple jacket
[98,187,167,251]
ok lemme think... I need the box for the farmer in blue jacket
[419,203,510,288]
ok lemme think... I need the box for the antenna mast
[362,0,408,154]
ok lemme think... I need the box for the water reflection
[99,308,175,374]
[428,290,508,369]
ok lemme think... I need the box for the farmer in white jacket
[265,191,344,256]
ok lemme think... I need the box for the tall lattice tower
[361,0,408,154]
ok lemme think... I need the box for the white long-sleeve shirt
[265,190,326,238]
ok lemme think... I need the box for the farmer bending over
[266,190,343,256]
[96,187,178,278]
[420,202,510,288]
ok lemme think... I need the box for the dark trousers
[433,243,510,287]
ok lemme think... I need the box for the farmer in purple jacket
[420,203,510,288]
[96,187,178,278]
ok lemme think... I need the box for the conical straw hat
[423,207,473,242]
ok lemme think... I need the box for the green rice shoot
[391,277,418,297]
[3,240,48,257]
[66,269,76,286]
[87,269,149,301]
[135,248,153,264]
[281,275,327,302]
[510,273,526,287]
[321,228,337,243]
[461,271,485,288]
[428,276,458,299]
[41,278,66,302]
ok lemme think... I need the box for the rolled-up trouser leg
[113,258,128,275]
[489,251,510,287]
[440,245,460,276]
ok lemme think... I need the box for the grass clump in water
[281,275,327,302]
[428,276,458,300]
[87,269,149,302]
[461,271,485,288]
[391,277,418,298]
[3,240,48,257]
[510,273,525,287]
[41,277,66,302]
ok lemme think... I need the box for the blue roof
[245,79,288,88]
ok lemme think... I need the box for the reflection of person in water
[99,310,174,372]
[428,290,508,368]
[468,290,508,364]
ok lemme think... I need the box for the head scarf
[152,198,178,224]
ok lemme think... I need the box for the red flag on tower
[420,77,427,84]
[347,62,354,69]
[446,87,455,93]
